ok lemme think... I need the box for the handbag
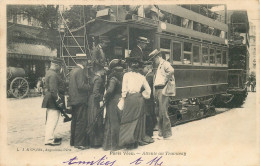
[117,98,125,111]
[162,77,176,96]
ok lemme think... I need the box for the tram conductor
[129,36,149,62]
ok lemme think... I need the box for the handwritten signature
[63,155,116,166]
[63,155,164,166]
[130,156,163,166]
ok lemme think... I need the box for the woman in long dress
[118,58,151,149]
[103,59,125,151]
[87,69,106,148]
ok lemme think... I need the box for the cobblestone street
[5,92,259,166]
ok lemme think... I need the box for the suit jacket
[42,69,64,109]
[68,66,90,106]
[92,45,106,71]
[129,46,144,61]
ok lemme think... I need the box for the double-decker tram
[60,4,248,125]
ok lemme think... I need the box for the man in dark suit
[129,36,149,62]
[42,57,64,146]
[92,36,110,72]
[68,58,91,149]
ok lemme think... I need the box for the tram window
[210,49,215,64]
[172,15,182,27]
[184,53,191,64]
[222,51,227,64]
[202,47,209,64]
[216,50,221,65]
[201,24,209,34]
[184,42,192,64]
[160,38,171,49]
[160,38,171,62]
[184,42,192,52]
[193,21,201,32]
[213,29,221,37]
[193,46,200,63]
[172,42,181,62]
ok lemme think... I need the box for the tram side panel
[173,65,228,101]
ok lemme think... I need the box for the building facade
[7,12,58,88]
[249,22,256,74]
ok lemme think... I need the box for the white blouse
[121,72,151,99]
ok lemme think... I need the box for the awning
[86,19,125,36]
[7,43,57,60]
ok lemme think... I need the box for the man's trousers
[45,109,60,144]
[154,88,172,138]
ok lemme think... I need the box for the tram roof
[86,19,158,36]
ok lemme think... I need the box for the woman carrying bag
[118,57,151,149]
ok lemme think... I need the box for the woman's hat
[125,57,144,67]
[109,59,125,70]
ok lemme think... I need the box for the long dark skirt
[87,94,104,147]
[70,103,89,147]
[103,94,121,150]
[119,93,146,147]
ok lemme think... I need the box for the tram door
[128,27,155,60]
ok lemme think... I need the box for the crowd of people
[41,36,176,151]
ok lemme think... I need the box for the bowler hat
[137,36,149,44]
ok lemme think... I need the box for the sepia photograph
[0,1,259,166]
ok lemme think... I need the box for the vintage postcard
[0,0,259,166]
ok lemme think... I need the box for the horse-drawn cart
[7,67,29,99]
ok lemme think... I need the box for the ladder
[59,6,92,72]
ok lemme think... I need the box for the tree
[7,5,60,50]
[7,5,59,29]
[62,5,96,30]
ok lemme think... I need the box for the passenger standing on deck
[42,57,64,146]
[129,36,149,62]
[103,59,125,151]
[150,50,175,139]
[87,68,106,148]
[92,36,110,72]
[118,57,151,149]
[68,59,90,150]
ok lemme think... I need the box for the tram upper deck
[61,5,229,100]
